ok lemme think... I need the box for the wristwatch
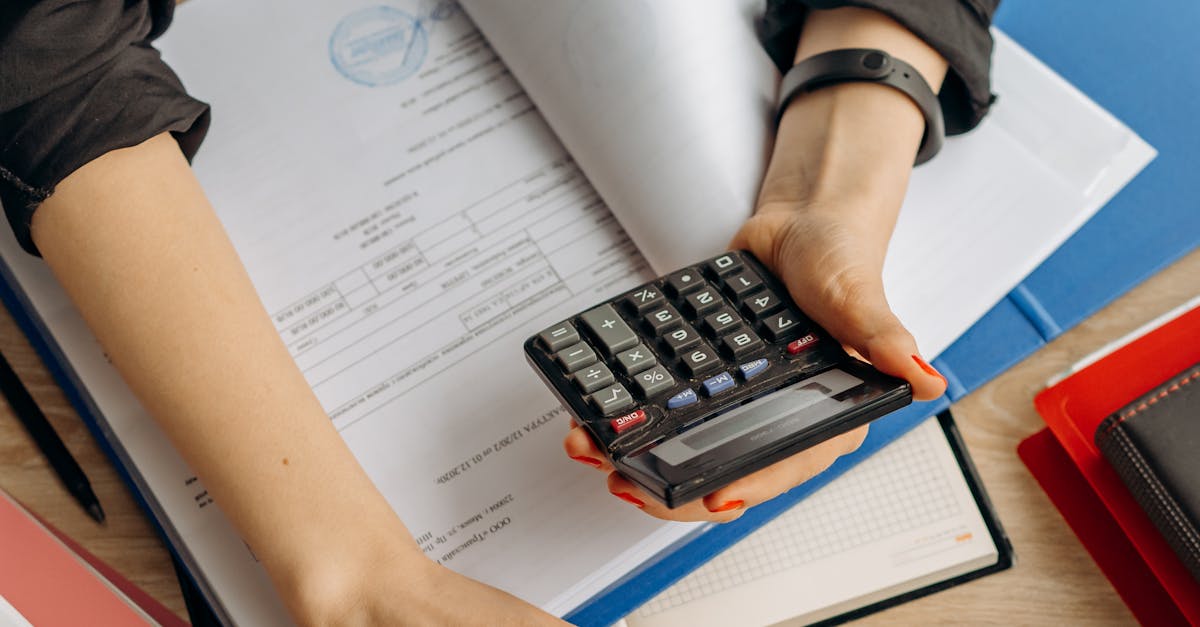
[776,48,944,165]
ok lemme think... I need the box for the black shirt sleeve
[761,0,1000,136]
[0,0,210,255]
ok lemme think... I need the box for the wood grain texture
[1,246,1196,625]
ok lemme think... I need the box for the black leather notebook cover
[1095,362,1200,584]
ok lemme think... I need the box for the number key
[760,309,804,342]
[679,342,721,377]
[720,328,762,360]
[706,253,743,277]
[723,270,763,301]
[643,304,684,334]
[683,286,721,317]
[701,306,743,337]
[662,323,702,356]
[742,290,785,321]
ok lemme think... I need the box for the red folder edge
[28,509,189,627]
[1031,303,1200,622]
[1018,429,1189,626]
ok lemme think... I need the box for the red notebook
[1028,297,1200,624]
[0,489,185,627]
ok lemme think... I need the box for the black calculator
[524,251,912,508]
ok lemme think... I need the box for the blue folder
[0,2,1195,625]
[570,2,1200,624]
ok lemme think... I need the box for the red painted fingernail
[708,499,744,513]
[570,455,602,468]
[614,492,645,508]
[911,354,947,385]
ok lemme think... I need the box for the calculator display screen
[649,369,864,467]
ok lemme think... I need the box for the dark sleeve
[0,0,210,255]
[761,0,999,136]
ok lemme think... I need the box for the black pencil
[0,349,105,524]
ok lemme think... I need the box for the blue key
[666,388,698,409]
[702,371,736,396]
[738,358,769,381]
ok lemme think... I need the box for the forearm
[758,7,948,220]
[32,134,422,619]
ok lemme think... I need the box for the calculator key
[742,290,785,321]
[702,371,736,396]
[664,268,704,297]
[643,304,684,334]
[706,254,743,277]
[623,285,666,313]
[538,322,579,352]
[679,343,721,377]
[580,304,638,354]
[589,383,634,416]
[682,286,721,317]
[786,333,820,355]
[556,342,597,373]
[632,365,675,398]
[610,408,648,434]
[666,388,698,409]
[615,343,657,375]
[701,306,743,337]
[661,323,702,356]
[737,358,770,381]
[759,310,803,342]
[574,363,615,393]
[720,328,763,360]
[723,270,763,301]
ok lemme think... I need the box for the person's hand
[563,7,951,523]
[560,191,947,523]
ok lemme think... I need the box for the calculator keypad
[530,251,839,458]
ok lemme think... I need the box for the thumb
[775,255,947,402]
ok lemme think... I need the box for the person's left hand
[561,191,947,523]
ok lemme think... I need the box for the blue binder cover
[570,2,1200,624]
[0,3,1194,626]
[934,0,1200,399]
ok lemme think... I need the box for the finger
[607,473,744,523]
[701,426,868,512]
[772,241,946,401]
[562,423,612,472]
[819,288,945,401]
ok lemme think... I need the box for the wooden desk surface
[2,247,1197,625]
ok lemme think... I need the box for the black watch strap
[776,48,945,165]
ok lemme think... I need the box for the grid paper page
[636,419,963,616]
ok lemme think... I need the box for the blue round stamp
[330,6,429,87]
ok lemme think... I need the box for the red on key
[610,409,647,434]
[786,334,819,355]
